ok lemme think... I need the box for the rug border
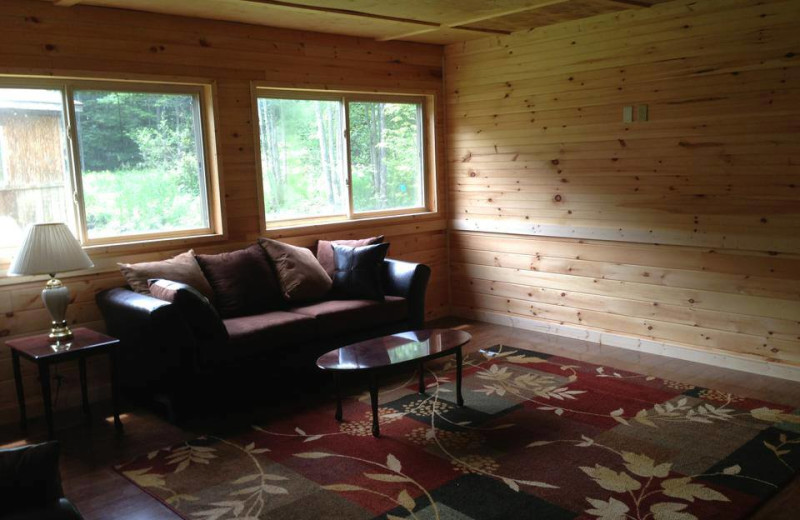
[115,463,192,520]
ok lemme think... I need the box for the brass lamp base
[42,276,74,343]
[49,320,74,341]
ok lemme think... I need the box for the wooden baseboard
[453,307,800,382]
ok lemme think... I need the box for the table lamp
[8,223,94,341]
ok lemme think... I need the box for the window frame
[0,75,224,251]
[252,85,437,231]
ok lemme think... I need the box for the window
[0,79,219,254]
[255,89,432,227]
[0,88,74,251]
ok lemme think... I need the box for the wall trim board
[449,218,800,255]
[454,307,800,382]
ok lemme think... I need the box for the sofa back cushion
[332,242,390,300]
[118,250,214,300]
[196,245,284,318]
[316,235,384,278]
[259,238,332,302]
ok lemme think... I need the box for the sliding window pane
[257,98,345,221]
[73,90,209,239]
[0,88,75,251]
[348,101,423,213]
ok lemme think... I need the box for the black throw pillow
[332,242,390,300]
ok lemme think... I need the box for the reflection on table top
[317,329,471,371]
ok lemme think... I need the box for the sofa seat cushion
[290,296,408,337]
[222,312,317,360]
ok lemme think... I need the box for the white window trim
[251,84,437,232]
[0,75,225,251]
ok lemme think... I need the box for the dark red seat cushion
[290,296,407,337]
[222,311,317,359]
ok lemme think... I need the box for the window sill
[261,210,441,238]
[81,230,226,254]
[0,231,227,281]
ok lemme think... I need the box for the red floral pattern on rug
[116,345,800,519]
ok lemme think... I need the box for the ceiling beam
[377,0,572,42]
[241,0,515,39]
[597,0,651,8]
[240,0,440,28]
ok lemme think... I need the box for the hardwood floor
[1,317,797,519]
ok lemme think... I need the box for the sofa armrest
[383,258,431,329]
[96,288,195,388]
[148,280,228,342]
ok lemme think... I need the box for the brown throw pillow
[118,250,213,300]
[332,242,390,300]
[316,235,384,278]
[195,245,284,319]
[259,238,332,302]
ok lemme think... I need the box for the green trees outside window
[257,92,426,223]
[74,90,208,239]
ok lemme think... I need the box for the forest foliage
[258,97,424,221]
[74,90,206,238]
[73,91,425,238]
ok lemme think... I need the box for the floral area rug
[115,345,800,519]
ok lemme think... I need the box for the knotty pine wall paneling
[0,0,447,426]
[446,0,800,379]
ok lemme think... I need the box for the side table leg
[369,373,380,438]
[79,357,91,421]
[12,351,27,432]
[418,362,425,394]
[334,372,343,422]
[110,351,123,434]
[456,346,464,407]
[39,363,54,439]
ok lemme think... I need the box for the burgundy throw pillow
[259,238,332,302]
[316,235,384,278]
[195,245,284,318]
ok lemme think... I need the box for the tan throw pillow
[118,250,214,300]
[316,235,384,278]
[259,238,332,302]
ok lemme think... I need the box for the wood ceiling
[45,0,672,44]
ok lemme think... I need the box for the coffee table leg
[369,373,380,438]
[39,363,55,439]
[12,351,27,432]
[456,346,464,407]
[334,372,343,422]
[418,362,425,394]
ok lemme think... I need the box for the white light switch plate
[623,105,633,123]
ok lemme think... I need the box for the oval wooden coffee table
[317,329,472,437]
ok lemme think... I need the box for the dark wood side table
[317,329,472,437]
[6,327,123,439]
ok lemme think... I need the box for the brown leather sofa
[95,257,430,414]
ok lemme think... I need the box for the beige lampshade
[8,223,94,276]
